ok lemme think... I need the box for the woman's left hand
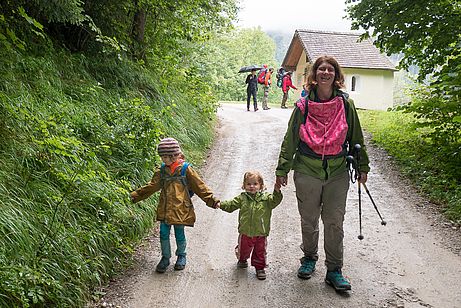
[358,172,368,184]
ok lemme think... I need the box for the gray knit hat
[157,137,181,156]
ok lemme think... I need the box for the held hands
[213,201,220,209]
[275,176,287,188]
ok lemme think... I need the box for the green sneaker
[155,257,170,273]
[325,269,351,291]
[297,257,316,279]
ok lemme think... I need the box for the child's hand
[274,183,281,192]
[213,201,220,209]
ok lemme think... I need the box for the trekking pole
[353,144,364,240]
[361,183,387,226]
[357,181,364,240]
[347,146,364,240]
[351,143,387,238]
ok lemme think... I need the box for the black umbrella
[238,65,263,73]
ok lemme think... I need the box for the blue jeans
[160,222,186,258]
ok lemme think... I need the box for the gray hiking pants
[293,170,349,271]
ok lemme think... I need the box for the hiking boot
[297,257,316,279]
[174,255,187,271]
[256,269,266,280]
[237,260,248,268]
[254,108,259,112]
[155,257,170,273]
[247,108,250,111]
[325,268,351,291]
[281,105,288,109]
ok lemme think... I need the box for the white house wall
[343,68,394,110]
[292,51,394,110]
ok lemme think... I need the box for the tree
[347,0,461,182]
[347,0,461,140]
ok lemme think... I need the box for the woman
[275,56,370,291]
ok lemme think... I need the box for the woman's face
[316,61,336,88]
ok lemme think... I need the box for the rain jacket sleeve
[130,169,162,203]
[267,190,283,209]
[346,100,370,173]
[186,166,219,208]
[220,194,243,213]
[264,71,272,86]
[276,107,303,177]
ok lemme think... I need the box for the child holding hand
[130,137,219,273]
[217,171,282,280]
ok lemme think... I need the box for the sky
[235,0,357,33]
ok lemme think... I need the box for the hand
[213,201,220,209]
[276,176,287,187]
[274,183,281,192]
[358,172,368,184]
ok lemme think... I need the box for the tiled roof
[287,29,396,71]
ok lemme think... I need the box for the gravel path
[90,103,461,308]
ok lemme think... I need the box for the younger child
[217,171,282,280]
[130,137,219,273]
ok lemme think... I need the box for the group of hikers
[130,56,370,293]
[245,64,298,111]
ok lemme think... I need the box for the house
[281,29,397,110]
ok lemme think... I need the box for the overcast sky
[235,0,357,33]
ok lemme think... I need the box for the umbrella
[238,65,263,73]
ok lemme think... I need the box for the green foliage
[193,27,282,102]
[347,0,461,80]
[0,43,218,306]
[359,110,461,221]
[348,0,461,209]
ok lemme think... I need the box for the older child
[130,137,219,273]
[217,171,282,280]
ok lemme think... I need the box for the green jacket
[220,190,282,237]
[276,90,370,180]
[130,162,218,226]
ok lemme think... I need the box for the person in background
[301,84,308,97]
[262,68,274,110]
[216,171,282,280]
[130,137,220,273]
[245,69,259,111]
[275,56,370,291]
[281,71,297,109]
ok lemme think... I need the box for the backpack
[160,162,194,198]
[257,69,267,84]
[297,90,351,160]
[276,68,285,88]
[301,90,350,124]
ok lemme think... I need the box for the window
[351,75,360,92]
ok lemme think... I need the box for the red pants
[235,234,267,270]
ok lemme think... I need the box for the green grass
[359,109,461,221]
[0,47,217,307]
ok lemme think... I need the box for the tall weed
[0,46,217,306]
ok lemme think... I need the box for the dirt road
[93,103,461,308]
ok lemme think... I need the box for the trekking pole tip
[358,234,364,240]
[381,221,387,226]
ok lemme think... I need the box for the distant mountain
[266,30,293,65]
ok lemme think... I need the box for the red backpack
[257,69,266,84]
